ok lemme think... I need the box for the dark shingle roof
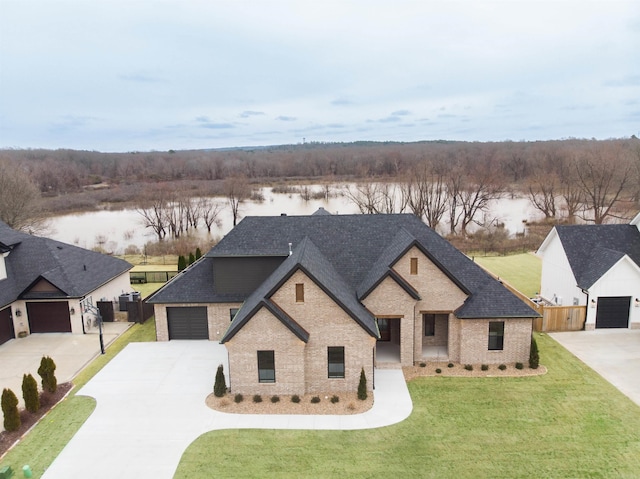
[0,220,131,308]
[555,224,640,289]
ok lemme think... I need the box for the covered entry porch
[419,312,449,362]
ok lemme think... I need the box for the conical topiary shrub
[2,388,20,432]
[178,255,187,271]
[357,368,368,400]
[22,373,40,413]
[214,364,227,397]
[38,355,57,394]
[188,252,196,265]
[195,247,202,260]
[529,336,540,369]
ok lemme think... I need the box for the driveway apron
[41,341,412,479]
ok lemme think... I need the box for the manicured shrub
[330,395,339,403]
[515,362,524,370]
[310,396,321,404]
[195,247,202,260]
[22,373,40,413]
[481,364,489,371]
[291,395,300,403]
[419,362,426,368]
[529,336,540,369]
[498,364,507,370]
[447,363,454,368]
[38,356,57,393]
[234,394,243,403]
[1,388,20,432]
[188,252,195,265]
[435,368,442,374]
[253,394,263,403]
[357,368,368,401]
[270,395,280,403]
[464,364,473,371]
[213,364,226,397]
[177,255,187,271]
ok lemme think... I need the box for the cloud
[276,116,297,121]
[331,98,354,106]
[604,75,640,87]
[391,110,411,116]
[239,110,265,118]
[199,123,235,130]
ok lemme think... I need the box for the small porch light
[15,309,22,317]
[70,307,76,315]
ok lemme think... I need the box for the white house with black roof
[537,212,640,330]
[149,210,539,396]
[0,221,132,346]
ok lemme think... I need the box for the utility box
[0,466,14,479]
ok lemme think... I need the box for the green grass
[0,319,157,476]
[131,282,165,299]
[473,252,541,297]
[175,334,640,478]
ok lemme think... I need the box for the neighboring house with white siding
[537,212,640,330]
[149,210,539,396]
[0,221,132,346]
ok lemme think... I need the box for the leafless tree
[136,187,170,240]
[0,159,43,231]
[404,161,448,229]
[574,147,633,224]
[343,182,383,214]
[200,198,223,232]
[224,176,250,226]
[527,173,557,219]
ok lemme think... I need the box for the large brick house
[149,210,538,395]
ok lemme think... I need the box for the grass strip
[473,252,541,297]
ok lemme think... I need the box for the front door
[377,318,390,341]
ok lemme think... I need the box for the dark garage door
[0,307,14,346]
[27,301,72,333]
[167,307,209,339]
[595,296,631,328]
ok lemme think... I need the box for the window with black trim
[488,322,504,350]
[230,308,239,322]
[295,283,304,302]
[423,314,435,336]
[257,350,275,383]
[328,346,345,378]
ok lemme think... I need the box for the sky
[0,1,639,152]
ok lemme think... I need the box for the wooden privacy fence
[130,271,178,284]
[533,305,586,332]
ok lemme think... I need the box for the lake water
[45,185,544,254]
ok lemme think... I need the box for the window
[410,257,418,275]
[328,346,345,378]
[488,322,504,350]
[257,350,275,383]
[423,314,435,336]
[230,308,239,322]
[295,283,304,302]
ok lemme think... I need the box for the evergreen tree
[214,364,227,397]
[357,368,368,400]
[188,252,195,265]
[2,388,20,432]
[22,373,40,413]
[177,255,187,271]
[38,355,57,393]
[195,247,202,260]
[529,336,540,369]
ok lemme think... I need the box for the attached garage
[0,307,14,346]
[167,306,208,339]
[595,296,631,328]
[27,301,72,333]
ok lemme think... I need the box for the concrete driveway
[0,322,131,415]
[41,341,412,479]
[549,329,640,407]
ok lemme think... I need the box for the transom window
[328,346,345,378]
[488,322,504,351]
[410,257,418,275]
[295,283,304,302]
[257,350,275,383]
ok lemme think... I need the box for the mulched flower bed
[0,382,73,458]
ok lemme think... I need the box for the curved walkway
[42,341,413,479]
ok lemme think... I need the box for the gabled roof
[554,224,640,289]
[221,237,378,343]
[0,220,131,308]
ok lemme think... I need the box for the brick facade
[154,302,242,342]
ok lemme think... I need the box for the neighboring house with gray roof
[0,221,132,346]
[148,211,539,395]
[537,212,640,330]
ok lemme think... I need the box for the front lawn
[175,333,640,478]
[0,319,156,476]
[473,252,541,297]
